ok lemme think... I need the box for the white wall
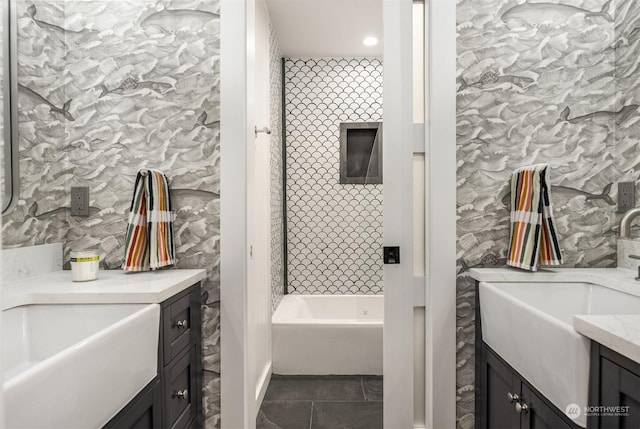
[426,0,457,427]
[220,0,253,425]
[221,0,275,425]
[251,0,274,415]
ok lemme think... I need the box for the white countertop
[2,269,207,310]
[574,315,640,363]
[470,267,640,363]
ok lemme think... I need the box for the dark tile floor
[257,375,383,429]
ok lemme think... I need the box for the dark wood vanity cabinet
[105,380,163,429]
[478,346,520,429]
[475,281,578,429]
[104,282,202,429]
[588,343,640,429]
[477,345,577,429]
[478,342,640,429]
[520,383,576,429]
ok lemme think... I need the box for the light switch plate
[70,187,89,216]
[618,182,635,213]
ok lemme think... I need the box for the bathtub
[272,294,383,375]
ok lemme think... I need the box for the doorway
[219,0,457,428]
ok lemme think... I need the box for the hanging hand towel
[123,169,176,271]
[506,163,563,271]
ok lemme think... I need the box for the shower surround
[456,0,640,427]
[1,1,221,426]
[284,58,383,295]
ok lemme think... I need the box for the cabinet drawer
[164,346,197,429]
[163,291,194,363]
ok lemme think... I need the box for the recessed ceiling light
[363,36,378,47]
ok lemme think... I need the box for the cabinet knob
[507,392,519,403]
[515,402,529,414]
[174,319,188,329]
[174,389,188,399]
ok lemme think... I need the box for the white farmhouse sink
[479,281,640,428]
[2,303,160,429]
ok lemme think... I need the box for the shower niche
[339,122,383,184]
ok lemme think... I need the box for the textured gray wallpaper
[270,24,284,313]
[2,1,221,426]
[614,1,640,184]
[284,58,383,295]
[456,0,640,427]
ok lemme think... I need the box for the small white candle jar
[70,250,100,282]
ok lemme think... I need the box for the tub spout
[620,207,640,238]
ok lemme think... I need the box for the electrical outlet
[70,186,89,216]
[618,182,636,213]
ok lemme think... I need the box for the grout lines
[258,375,383,429]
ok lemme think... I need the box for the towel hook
[138,169,171,183]
[255,126,271,137]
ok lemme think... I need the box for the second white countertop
[574,315,640,363]
[2,269,207,310]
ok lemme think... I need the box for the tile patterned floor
[257,375,383,429]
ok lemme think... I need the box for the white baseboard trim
[255,362,273,418]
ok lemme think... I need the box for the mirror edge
[2,0,19,214]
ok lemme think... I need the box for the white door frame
[220,0,255,427]
[383,0,415,427]
[425,0,457,428]
[220,0,455,428]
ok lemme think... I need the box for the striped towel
[506,164,563,271]
[123,169,176,271]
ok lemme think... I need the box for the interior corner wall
[455,0,640,427]
[284,57,384,295]
[269,24,285,313]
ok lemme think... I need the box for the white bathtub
[272,294,383,375]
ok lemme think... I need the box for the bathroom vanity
[470,268,640,429]
[104,281,203,429]
[477,342,577,429]
[2,264,206,429]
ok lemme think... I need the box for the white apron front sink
[479,281,640,428]
[2,303,160,429]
